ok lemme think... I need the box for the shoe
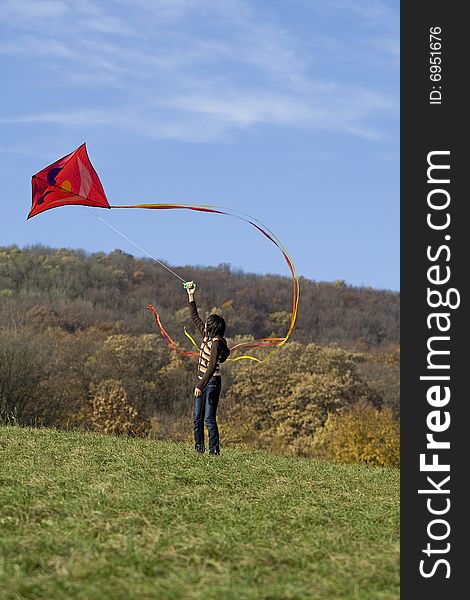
[209,448,220,456]
[195,444,205,454]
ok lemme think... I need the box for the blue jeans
[193,377,221,452]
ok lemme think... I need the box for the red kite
[29,143,109,219]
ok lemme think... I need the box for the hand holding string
[184,281,196,302]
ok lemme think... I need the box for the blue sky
[0,0,399,290]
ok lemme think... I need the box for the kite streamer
[28,143,299,363]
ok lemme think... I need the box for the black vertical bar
[401,3,467,598]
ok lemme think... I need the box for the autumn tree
[313,401,400,467]
[221,342,381,456]
[90,379,147,436]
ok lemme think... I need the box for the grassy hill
[0,426,399,600]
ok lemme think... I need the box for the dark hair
[205,314,226,338]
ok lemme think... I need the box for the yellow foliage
[132,269,145,283]
[376,345,400,367]
[221,343,380,456]
[221,299,234,311]
[98,333,160,361]
[313,401,400,467]
[269,310,291,333]
[86,334,164,411]
[90,379,147,436]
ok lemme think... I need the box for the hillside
[0,246,400,462]
[0,245,399,348]
[0,426,399,600]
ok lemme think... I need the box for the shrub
[86,334,166,418]
[90,379,147,436]
[313,401,400,467]
[221,342,381,455]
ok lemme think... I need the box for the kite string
[110,203,299,362]
[87,208,186,283]
[87,203,298,362]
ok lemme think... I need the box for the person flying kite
[28,142,300,453]
[185,283,230,455]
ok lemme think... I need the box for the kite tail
[114,203,300,363]
[148,304,199,357]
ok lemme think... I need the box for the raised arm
[187,285,205,336]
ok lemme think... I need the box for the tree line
[0,244,399,347]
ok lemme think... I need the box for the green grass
[0,426,399,600]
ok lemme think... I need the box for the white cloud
[0,0,398,142]
[166,85,392,131]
